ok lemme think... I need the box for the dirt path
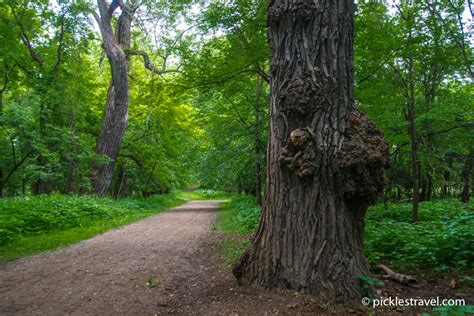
[3,200,462,315]
[0,200,222,315]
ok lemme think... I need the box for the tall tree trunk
[427,171,433,201]
[33,102,53,195]
[1,64,14,197]
[233,0,389,303]
[461,151,472,203]
[93,1,132,196]
[407,37,419,222]
[442,167,450,198]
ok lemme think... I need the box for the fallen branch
[377,264,417,285]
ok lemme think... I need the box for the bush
[216,196,473,272]
[219,196,261,234]
[365,199,474,272]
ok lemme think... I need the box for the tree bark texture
[93,1,132,196]
[233,0,389,303]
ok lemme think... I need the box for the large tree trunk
[93,1,132,196]
[233,0,389,303]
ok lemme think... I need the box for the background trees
[0,0,471,207]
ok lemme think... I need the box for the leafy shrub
[422,305,474,316]
[218,196,473,272]
[219,196,261,234]
[365,199,474,271]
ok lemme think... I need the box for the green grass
[214,195,258,264]
[214,196,474,273]
[174,188,236,200]
[0,193,184,260]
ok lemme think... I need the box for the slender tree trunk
[427,171,433,201]
[66,111,78,194]
[407,42,419,222]
[93,1,132,196]
[442,168,450,198]
[461,152,472,203]
[420,179,427,202]
[233,0,389,302]
[33,102,52,195]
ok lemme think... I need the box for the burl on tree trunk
[233,0,389,303]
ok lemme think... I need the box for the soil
[0,200,472,315]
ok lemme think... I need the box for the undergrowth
[215,197,474,274]
[0,193,183,260]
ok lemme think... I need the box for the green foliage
[218,195,260,235]
[0,193,183,259]
[365,199,474,272]
[174,189,235,200]
[422,305,474,316]
[214,195,259,264]
[358,274,384,298]
[217,197,473,273]
[146,277,161,288]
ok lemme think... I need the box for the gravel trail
[0,200,220,315]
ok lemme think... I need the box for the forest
[0,0,473,315]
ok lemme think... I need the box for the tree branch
[391,123,474,156]
[127,50,181,75]
[3,151,32,188]
[356,52,393,86]
[9,3,44,66]
[54,10,68,72]
[1,63,15,93]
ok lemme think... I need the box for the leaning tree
[92,0,179,196]
[233,0,389,302]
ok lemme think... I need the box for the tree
[92,0,186,196]
[233,0,389,302]
[179,0,270,201]
[92,0,134,196]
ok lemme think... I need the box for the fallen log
[377,264,417,285]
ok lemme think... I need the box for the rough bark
[233,0,389,303]
[92,1,132,196]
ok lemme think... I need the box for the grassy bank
[215,197,474,274]
[214,196,259,264]
[0,193,184,260]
